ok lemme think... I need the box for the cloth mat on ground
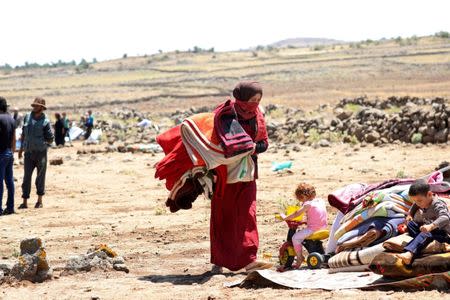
[228,268,449,290]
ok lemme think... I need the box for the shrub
[435,31,450,38]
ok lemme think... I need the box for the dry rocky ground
[0,141,449,299]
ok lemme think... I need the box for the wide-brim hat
[31,97,47,110]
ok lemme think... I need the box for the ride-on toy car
[275,205,331,271]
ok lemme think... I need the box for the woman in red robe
[210,81,271,273]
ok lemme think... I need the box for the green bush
[435,31,450,38]
[411,133,423,144]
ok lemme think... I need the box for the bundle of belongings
[326,168,450,279]
[154,100,265,212]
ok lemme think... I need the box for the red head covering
[232,81,263,120]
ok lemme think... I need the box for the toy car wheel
[279,248,295,268]
[307,252,324,269]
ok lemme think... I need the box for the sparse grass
[91,229,103,237]
[306,128,322,144]
[385,106,402,114]
[11,248,20,258]
[396,170,408,179]
[155,207,166,216]
[344,104,362,113]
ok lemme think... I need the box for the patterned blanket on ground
[369,252,450,278]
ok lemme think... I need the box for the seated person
[396,180,450,265]
[282,183,327,266]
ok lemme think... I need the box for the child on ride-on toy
[281,183,328,266]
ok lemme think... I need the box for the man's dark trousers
[21,150,47,199]
[0,149,15,213]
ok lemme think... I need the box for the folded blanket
[337,217,405,246]
[328,243,385,269]
[383,233,449,254]
[335,206,406,240]
[369,252,450,278]
[336,229,381,253]
[343,191,411,224]
[328,179,414,214]
[180,114,255,184]
[335,191,411,240]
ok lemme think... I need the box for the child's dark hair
[408,180,430,196]
[295,183,316,200]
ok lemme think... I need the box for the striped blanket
[180,113,255,183]
[328,243,385,269]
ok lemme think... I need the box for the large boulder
[435,128,449,143]
[10,238,52,283]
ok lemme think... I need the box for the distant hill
[270,37,345,48]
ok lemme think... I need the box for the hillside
[0,36,449,116]
[269,37,344,48]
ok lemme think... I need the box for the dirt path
[0,143,449,299]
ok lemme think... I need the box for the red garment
[154,125,194,190]
[209,102,268,270]
[210,166,258,270]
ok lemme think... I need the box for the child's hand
[420,224,434,233]
[406,215,413,222]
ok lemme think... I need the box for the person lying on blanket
[395,180,450,265]
[282,183,328,267]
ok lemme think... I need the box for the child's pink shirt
[304,198,328,230]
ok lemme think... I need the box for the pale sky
[1,0,449,66]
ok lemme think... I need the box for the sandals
[18,203,28,209]
[34,202,43,208]
[245,261,274,273]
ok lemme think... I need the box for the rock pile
[336,96,446,110]
[337,101,450,144]
[63,244,129,275]
[9,238,52,283]
[266,96,450,146]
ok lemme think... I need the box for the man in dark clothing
[12,107,23,129]
[0,97,16,215]
[84,110,94,139]
[18,97,54,209]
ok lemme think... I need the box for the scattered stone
[113,264,129,273]
[365,131,380,143]
[49,157,63,166]
[318,139,330,147]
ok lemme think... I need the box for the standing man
[62,112,71,145]
[0,97,16,215]
[84,110,94,139]
[18,97,54,209]
[12,107,23,129]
